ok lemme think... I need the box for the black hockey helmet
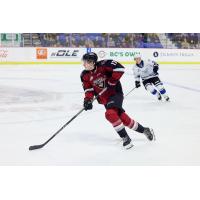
[82,52,98,64]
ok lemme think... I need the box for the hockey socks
[105,108,133,149]
[132,122,145,133]
[119,112,145,133]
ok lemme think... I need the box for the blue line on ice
[164,82,200,93]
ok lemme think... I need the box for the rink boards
[1,48,200,65]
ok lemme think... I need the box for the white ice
[0,64,200,165]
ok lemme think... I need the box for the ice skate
[143,128,155,141]
[122,135,133,149]
[157,93,162,101]
[164,96,170,102]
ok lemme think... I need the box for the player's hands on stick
[135,81,141,88]
[83,99,93,111]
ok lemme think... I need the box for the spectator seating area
[166,33,199,49]
[21,33,163,48]
[1,33,199,48]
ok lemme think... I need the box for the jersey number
[111,60,117,66]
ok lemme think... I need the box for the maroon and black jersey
[80,59,125,105]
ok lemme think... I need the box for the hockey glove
[153,62,159,74]
[83,99,93,111]
[135,81,141,88]
[153,66,158,74]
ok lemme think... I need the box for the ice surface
[0,64,199,165]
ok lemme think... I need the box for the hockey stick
[29,87,107,151]
[124,87,137,97]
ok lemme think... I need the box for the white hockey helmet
[134,53,142,60]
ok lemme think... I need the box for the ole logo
[36,48,47,59]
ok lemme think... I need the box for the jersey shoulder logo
[111,60,117,65]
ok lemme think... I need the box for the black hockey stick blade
[29,144,45,151]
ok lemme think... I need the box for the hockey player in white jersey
[133,55,170,101]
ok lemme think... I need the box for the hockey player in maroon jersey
[80,52,155,149]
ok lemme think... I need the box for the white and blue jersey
[133,59,169,101]
[133,59,159,81]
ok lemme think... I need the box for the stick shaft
[124,87,136,97]
[29,88,107,150]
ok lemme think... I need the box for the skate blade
[124,143,134,150]
[150,128,156,141]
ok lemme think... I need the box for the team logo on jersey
[93,77,106,88]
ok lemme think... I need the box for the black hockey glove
[153,63,159,74]
[153,66,159,74]
[83,99,93,111]
[135,81,141,88]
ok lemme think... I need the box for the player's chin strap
[29,87,108,151]
[124,87,137,97]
